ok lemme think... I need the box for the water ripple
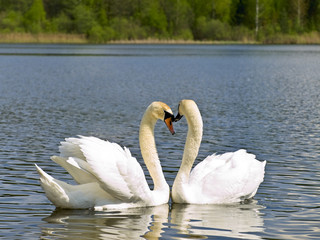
[1,44,320,239]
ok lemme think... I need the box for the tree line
[1,0,320,43]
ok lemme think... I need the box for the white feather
[35,164,117,208]
[51,156,96,184]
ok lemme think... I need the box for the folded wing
[56,136,151,203]
[190,149,266,203]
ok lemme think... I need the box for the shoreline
[0,33,88,44]
[0,33,257,45]
[1,32,320,45]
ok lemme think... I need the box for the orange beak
[164,117,175,135]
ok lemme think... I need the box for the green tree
[43,0,78,18]
[110,17,146,40]
[0,11,24,32]
[213,0,233,23]
[140,0,168,37]
[50,12,73,33]
[0,0,33,12]
[97,8,108,27]
[163,0,193,38]
[72,4,96,34]
[0,0,319,42]
[194,16,231,40]
[307,0,320,31]
[187,0,214,19]
[23,0,47,33]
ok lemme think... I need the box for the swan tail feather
[35,164,116,209]
[35,164,72,208]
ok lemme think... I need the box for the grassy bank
[0,33,87,44]
[262,31,320,44]
[0,33,256,44]
[1,32,320,44]
[108,38,257,44]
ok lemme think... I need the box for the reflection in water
[170,201,264,239]
[41,204,169,239]
[41,201,264,239]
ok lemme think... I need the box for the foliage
[195,16,231,40]
[0,11,24,32]
[110,17,146,40]
[23,0,47,33]
[1,0,320,43]
[140,0,168,37]
[73,4,96,34]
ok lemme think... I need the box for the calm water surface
[0,44,320,239]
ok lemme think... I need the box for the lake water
[0,44,319,239]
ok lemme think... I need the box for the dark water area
[0,44,319,239]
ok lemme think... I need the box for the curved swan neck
[176,102,203,183]
[139,106,168,191]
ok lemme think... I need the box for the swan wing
[190,149,266,203]
[51,156,97,184]
[35,164,116,209]
[50,137,100,184]
[59,137,86,160]
[74,136,151,202]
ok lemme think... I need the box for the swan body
[172,100,266,204]
[36,102,175,209]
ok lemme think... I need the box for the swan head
[149,101,175,135]
[174,99,199,122]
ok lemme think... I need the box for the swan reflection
[41,201,264,239]
[41,204,169,239]
[170,200,264,239]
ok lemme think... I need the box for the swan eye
[164,110,174,121]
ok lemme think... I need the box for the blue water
[0,44,320,239]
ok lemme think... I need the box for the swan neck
[139,108,168,191]
[176,106,203,183]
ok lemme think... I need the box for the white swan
[35,101,175,210]
[172,100,266,204]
